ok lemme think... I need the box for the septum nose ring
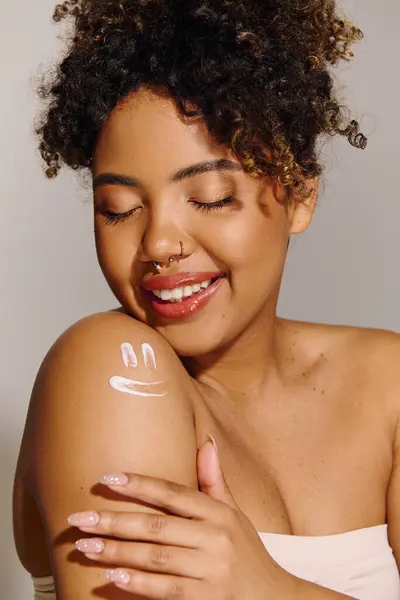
[153,241,184,271]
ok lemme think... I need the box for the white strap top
[32,524,400,600]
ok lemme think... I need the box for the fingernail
[202,434,218,454]
[98,473,129,486]
[75,538,104,554]
[68,511,100,527]
[105,569,131,584]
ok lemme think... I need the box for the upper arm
[382,333,400,569]
[30,312,199,599]
[387,415,400,568]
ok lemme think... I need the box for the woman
[12,0,400,599]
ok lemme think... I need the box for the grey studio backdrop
[0,0,399,595]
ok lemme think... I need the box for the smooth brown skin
[13,87,400,599]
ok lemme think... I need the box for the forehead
[93,87,230,182]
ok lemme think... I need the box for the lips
[140,271,226,320]
[142,271,225,291]
[144,277,225,319]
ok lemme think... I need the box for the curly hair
[37,0,367,193]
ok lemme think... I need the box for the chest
[192,384,393,536]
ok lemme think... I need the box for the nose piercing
[153,242,184,271]
[168,241,184,263]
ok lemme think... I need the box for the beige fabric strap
[31,575,56,600]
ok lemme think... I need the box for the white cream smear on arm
[141,343,157,370]
[109,342,168,397]
[121,342,138,368]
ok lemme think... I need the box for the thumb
[197,435,237,509]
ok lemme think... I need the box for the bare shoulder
[285,318,400,381]
[281,318,400,416]
[338,324,400,410]
[39,310,196,395]
[16,311,199,596]
[33,310,198,420]
[341,323,400,358]
[329,323,400,389]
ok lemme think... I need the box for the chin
[155,321,230,357]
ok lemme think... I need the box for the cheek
[94,225,138,284]
[203,208,289,274]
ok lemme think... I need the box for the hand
[68,436,295,599]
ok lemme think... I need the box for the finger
[76,538,205,579]
[98,472,231,521]
[104,567,205,600]
[73,510,212,548]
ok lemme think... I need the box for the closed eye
[102,207,140,225]
[100,195,234,224]
[189,196,234,213]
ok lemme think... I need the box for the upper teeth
[153,280,211,302]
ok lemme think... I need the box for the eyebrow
[92,159,243,191]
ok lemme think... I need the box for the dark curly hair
[37,0,367,193]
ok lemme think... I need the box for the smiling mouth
[142,271,226,302]
[141,274,226,319]
[150,277,221,303]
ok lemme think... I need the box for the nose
[138,209,190,266]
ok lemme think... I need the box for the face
[92,87,316,356]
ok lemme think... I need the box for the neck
[184,306,286,401]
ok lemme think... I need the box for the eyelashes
[189,196,234,213]
[101,196,235,225]
[103,207,138,225]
